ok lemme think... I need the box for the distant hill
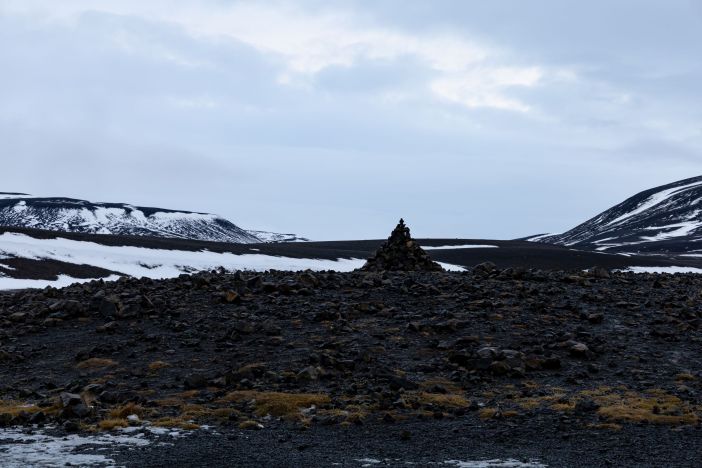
[530,176,702,254]
[0,193,302,244]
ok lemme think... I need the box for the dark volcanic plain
[2,264,702,466]
[2,226,702,283]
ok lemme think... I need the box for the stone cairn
[360,219,444,272]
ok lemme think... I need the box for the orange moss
[109,403,144,419]
[148,361,171,371]
[221,391,330,419]
[98,418,128,430]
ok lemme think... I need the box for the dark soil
[2,265,702,466]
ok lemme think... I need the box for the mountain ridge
[0,193,302,244]
[531,175,702,254]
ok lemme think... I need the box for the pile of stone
[360,219,444,272]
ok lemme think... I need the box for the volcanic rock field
[2,225,702,466]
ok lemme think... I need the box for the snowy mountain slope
[534,176,702,253]
[246,230,310,243]
[0,193,301,244]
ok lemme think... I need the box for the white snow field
[0,232,465,290]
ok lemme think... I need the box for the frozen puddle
[0,426,187,467]
[355,459,545,467]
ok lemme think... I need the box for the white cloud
[2,0,548,112]
[431,67,544,112]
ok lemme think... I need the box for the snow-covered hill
[533,176,702,254]
[0,193,301,244]
[246,230,310,243]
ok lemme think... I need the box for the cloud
[0,1,701,240]
[2,0,549,113]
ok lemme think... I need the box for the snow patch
[423,244,499,250]
[0,427,150,467]
[354,459,545,467]
[624,266,702,274]
[443,460,546,467]
[523,233,557,242]
[0,233,468,289]
[438,262,467,272]
[638,221,701,242]
[606,180,702,227]
[0,274,122,291]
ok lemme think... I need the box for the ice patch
[423,245,499,250]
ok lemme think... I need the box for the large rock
[360,219,443,272]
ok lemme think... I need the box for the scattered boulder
[59,392,90,419]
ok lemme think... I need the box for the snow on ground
[443,460,546,467]
[437,262,466,272]
[0,232,466,290]
[0,274,122,291]
[625,266,702,274]
[423,245,499,250]
[0,427,154,467]
[354,458,545,467]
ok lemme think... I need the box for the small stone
[569,342,590,357]
[574,399,600,414]
[63,420,80,432]
[184,374,208,389]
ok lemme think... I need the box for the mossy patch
[98,418,128,430]
[221,391,330,419]
[109,403,144,419]
[153,417,200,430]
[594,389,698,425]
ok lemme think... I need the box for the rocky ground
[2,263,702,466]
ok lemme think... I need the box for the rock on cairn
[360,219,444,272]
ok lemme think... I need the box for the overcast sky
[1,1,701,240]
